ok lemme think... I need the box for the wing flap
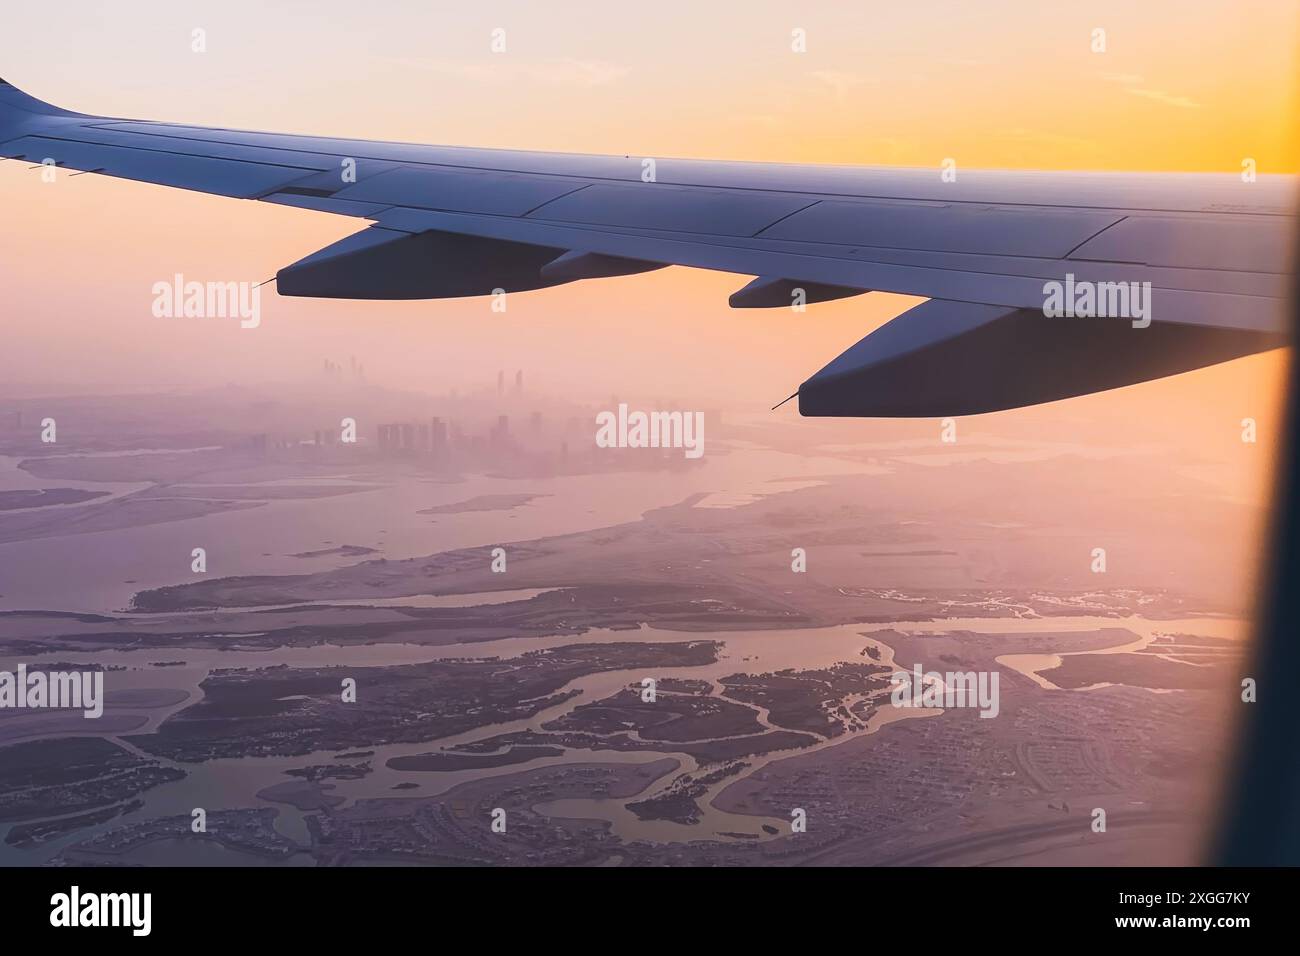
[333,165,589,216]
[1071,215,1295,273]
[524,182,816,236]
[758,200,1126,258]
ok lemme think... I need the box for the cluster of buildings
[375,418,451,458]
[231,367,711,476]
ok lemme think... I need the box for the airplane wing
[2,76,1293,416]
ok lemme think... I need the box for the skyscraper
[431,417,448,458]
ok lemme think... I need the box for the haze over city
[0,0,1295,874]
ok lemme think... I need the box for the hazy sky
[0,0,1295,415]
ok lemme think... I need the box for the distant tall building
[497,370,505,397]
[431,417,448,458]
[515,369,523,394]
[491,415,510,451]
[377,423,425,457]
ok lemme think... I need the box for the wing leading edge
[1,76,1293,416]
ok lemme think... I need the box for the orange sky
[0,0,1294,435]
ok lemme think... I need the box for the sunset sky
[0,0,1294,442]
